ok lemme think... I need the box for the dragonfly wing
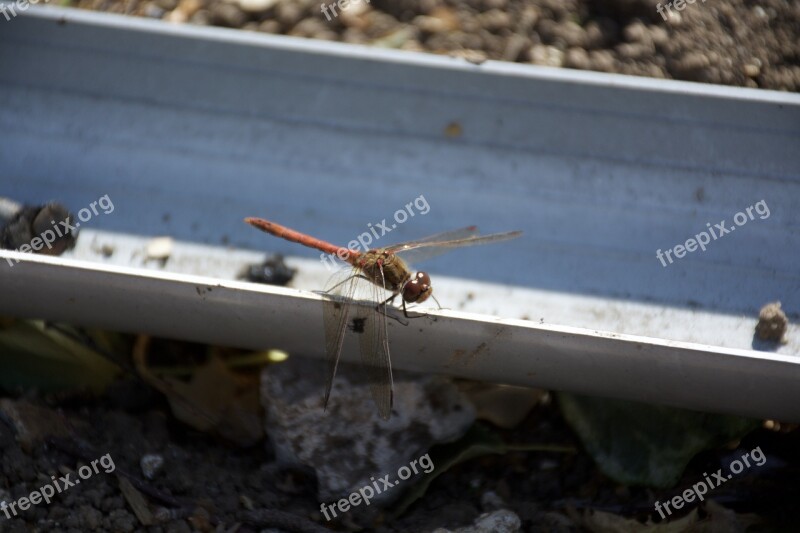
[385,226,479,264]
[321,267,360,411]
[356,266,393,419]
[392,230,522,265]
[385,226,479,251]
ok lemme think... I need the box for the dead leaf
[119,476,155,526]
[0,399,83,452]
[133,336,263,446]
[461,382,545,428]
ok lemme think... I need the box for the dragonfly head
[402,271,432,304]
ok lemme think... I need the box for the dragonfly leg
[400,299,430,320]
[375,294,409,326]
[378,292,398,307]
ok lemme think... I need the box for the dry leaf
[133,336,263,446]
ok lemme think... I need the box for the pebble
[153,0,177,10]
[529,45,564,68]
[236,0,277,13]
[258,19,281,33]
[144,236,173,261]
[476,9,510,33]
[143,1,165,17]
[564,47,589,69]
[432,509,522,533]
[744,63,761,78]
[188,8,211,24]
[503,34,530,62]
[756,301,788,342]
[140,453,165,480]
[210,2,247,27]
[480,490,506,511]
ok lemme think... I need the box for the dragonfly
[245,216,522,419]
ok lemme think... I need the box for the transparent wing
[384,226,478,264]
[321,267,361,411]
[388,229,522,264]
[321,265,394,419]
[385,226,479,251]
[356,267,393,419]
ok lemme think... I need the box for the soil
[67,0,800,91]
[2,383,800,532]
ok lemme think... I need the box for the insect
[246,216,521,419]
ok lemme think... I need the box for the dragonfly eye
[403,272,432,303]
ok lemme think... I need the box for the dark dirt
[2,384,800,532]
[68,0,800,91]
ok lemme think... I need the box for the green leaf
[389,423,575,518]
[0,319,119,393]
[557,393,760,488]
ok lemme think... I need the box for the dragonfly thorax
[359,249,412,292]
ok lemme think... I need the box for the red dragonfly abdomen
[245,217,357,264]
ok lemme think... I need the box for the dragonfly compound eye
[403,272,432,303]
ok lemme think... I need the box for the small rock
[145,236,173,261]
[529,45,564,68]
[275,1,303,26]
[289,18,337,40]
[616,42,653,60]
[106,509,137,532]
[756,301,788,342]
[623,21,648,42]
[140,454,165,480]
[209,2,247,27]
[518,6,539,31]
[670,51,712,81]
[476,9,510,33]
[503,34,530,62]
[474,509,522,532]
[480,490,506,511]
[483,0,506,9]
[236,0,277,13]
[650,25,669,45]
[258,19,281,33]
[169,0,203,22]
[261,356,475,506]
[154,0,177,10]
[433,509,522,533]
[450,49,488,65]
[744,63,761,78]
[143,2,165,18]
[414,6,459,33]
[564,47,589,69]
